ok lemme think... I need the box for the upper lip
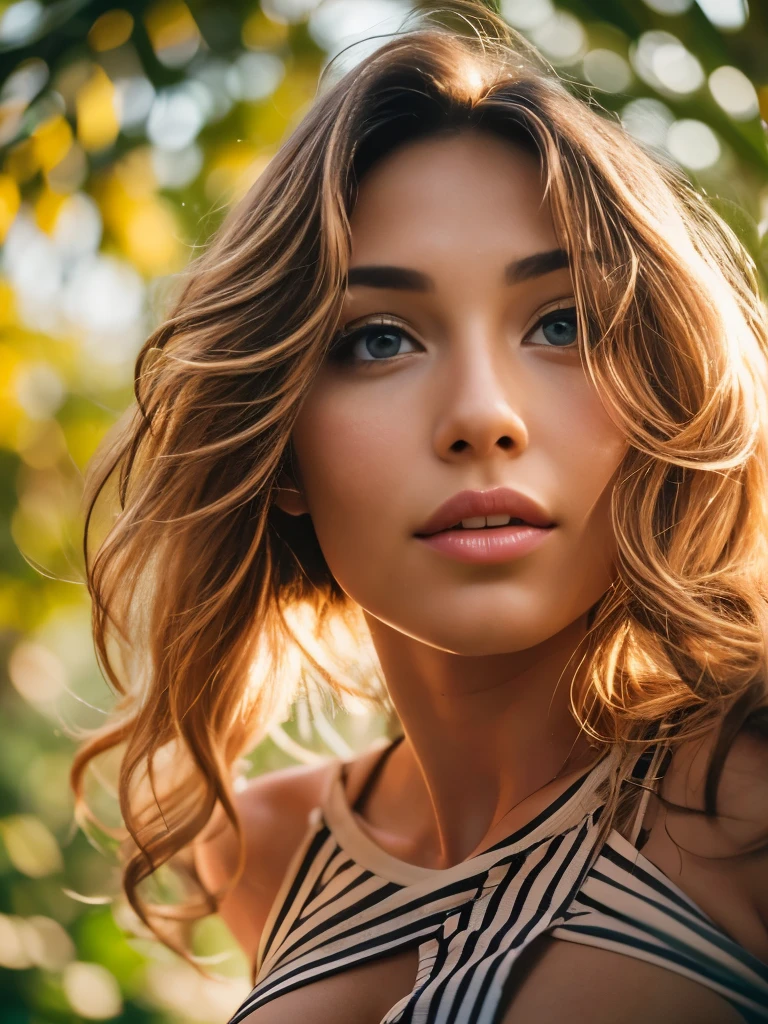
[414,487,557,536]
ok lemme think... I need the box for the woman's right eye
[328,320,420,367]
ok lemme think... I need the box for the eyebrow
[346,248,569,291]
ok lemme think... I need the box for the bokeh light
[709,65,760,120]
[582,49,633,93]
[62,961,123,1018]
[667,118,722,170]
[697,0,749,31]
[631,31,705,98]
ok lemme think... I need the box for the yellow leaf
[88,9,134,52]
[33,115,73,173]
[76,66,119,152]
[0,175,20,242]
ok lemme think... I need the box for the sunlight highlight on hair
[68,0,768,971]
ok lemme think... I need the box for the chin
[397,614,568,656]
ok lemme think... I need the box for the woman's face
[280,129,628,655]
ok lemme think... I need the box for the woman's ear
[272,471,310,517]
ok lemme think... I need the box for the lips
[414,487,556,537]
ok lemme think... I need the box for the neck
[362,611,602,869]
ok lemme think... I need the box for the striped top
[227,735,768,1024]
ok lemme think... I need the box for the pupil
[542,316,577,346]
[366,329,401,359]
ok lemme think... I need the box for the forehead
[348,129,559,263]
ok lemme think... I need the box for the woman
[71,2,768,1021]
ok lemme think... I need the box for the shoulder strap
[349,734,405,814]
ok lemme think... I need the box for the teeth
[461,516,491,529]
[459,514,514,529]
[487,514,514,527]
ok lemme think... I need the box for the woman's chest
[234,847,558,1022]
[236,945,420,1024]
[232,930,745,1024]
[237,898,514,1022]
[230,820,606,1023]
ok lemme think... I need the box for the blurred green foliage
[0,0,766,1020]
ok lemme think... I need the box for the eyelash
[327,307,579,368]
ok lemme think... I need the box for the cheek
[538,375,627,573]
[293,384,409,504]
[540,368,627,498]
[290,383,414,585]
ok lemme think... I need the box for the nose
[432,335,529,463]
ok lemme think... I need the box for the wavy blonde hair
[70,0,768,974]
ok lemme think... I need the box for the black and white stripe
[551,830,768,1023]
[227,747,768,1024]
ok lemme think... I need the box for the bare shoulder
[500,934,744,1023]
[192,756,338,971]
[640,720,768,960]
[657,721,768,842]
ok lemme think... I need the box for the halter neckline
[321,741,621,886]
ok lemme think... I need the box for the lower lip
[415,524,555,564]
